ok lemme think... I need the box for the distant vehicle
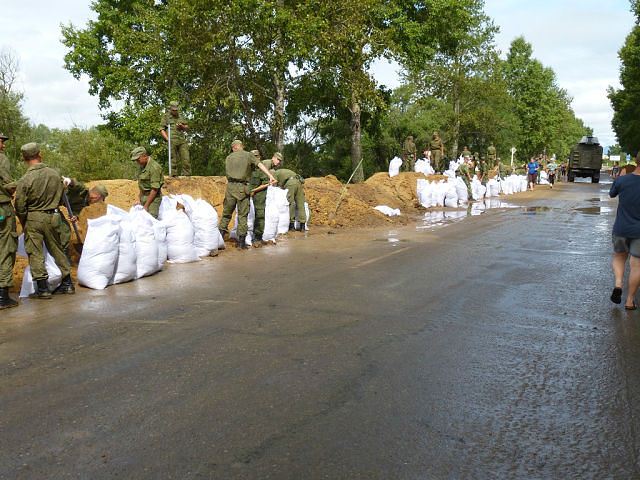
[567,136,603,183]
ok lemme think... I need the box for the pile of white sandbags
[417,179,449,208]
[414,159,435,175]
[470,177,487,201]
[172,194,222,257]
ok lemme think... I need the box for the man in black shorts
[610,157,640,309]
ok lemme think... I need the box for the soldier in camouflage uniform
[219,140,276,249]
[487,142,497,167]
[249,149,273,247]
[456,158,472,200]
[478,156,489,185]
[461,145,471,159]
[429,131,445,173]
[160,101,191,176]
[402,136,417,172]
[15,143,74,299]
[271,166,307,231]
[58,177,109,257]
[0,133,18,308]
[131,147,164,219]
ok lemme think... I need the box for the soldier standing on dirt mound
[249,149,273,247]
[429,131,445,173]
[131,146,164,219]
[219,140,276,250]
[0,133,18,309]
[487,142,497,167]
[402,136,417,172]
[160,101,191,176]
[15,143,74,299]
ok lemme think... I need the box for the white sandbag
[444,183,459,208]
[18,247,63,298]
[374,205,401,216]
[263,186,281,242]
[388,156,403,177]
[231,201,255,241]
[183,196,220,257]
[434,181,447,207]
[106,205,137,285]
[417,179,432,208]
[539,170,549,185]
[294,202,311,231]
[414,159,427,174]
[455,177,469,204]
[158,196,179,221]
[165,210,200,264]
[77,215,121,290]
[129,206,162,278]
[487,179,501,197]
[520,176,528,192]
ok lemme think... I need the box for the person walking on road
[131,146,164,219]
[526,157,540,191]
[15,143,74,298]
[218,140,276,249]
[546,159,558,189]
[609,158,640,309]
[0,133,18,308]
[160,101,191,176]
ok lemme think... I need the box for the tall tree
[609,21,640,155]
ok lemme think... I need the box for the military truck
[567,136,603,183]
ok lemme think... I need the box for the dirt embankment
[9,172,448,292]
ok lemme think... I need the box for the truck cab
[567,136,603,183]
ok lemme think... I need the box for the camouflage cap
[231,139,243,147]
[169,101,179,110]
[0,132,8,141]
[130,146,147,161]
[21,142,40,160]
[273,152,283,161]
[91,184,109,199]
[250,149,260,159]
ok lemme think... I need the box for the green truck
[567,136,603,183]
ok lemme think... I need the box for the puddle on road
[521,206,554,215]
[418,200,518,229]
[574,206,613,215]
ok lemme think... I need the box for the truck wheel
[592,174,600,184]
[568,172,575,182]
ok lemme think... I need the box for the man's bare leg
[613,252,628,289]
[625,255,640,308]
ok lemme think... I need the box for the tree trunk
[452,95,460,160]
[350,94,364,183]
[273,72,285,153]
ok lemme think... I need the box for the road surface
[1,177,639,479]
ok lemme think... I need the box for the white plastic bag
[455,177,469,204]
[165,210,199,264]
[106,205,137,285]
[417,179,433,208]
[129,206,162,278]
[444,183,459,208]
[374,205,401,216]
[77,215,121,290]
[389,156,403,177]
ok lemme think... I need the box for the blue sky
[0,0,635,148]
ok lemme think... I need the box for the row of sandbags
[388,157,437,177]
[417,174,529,208]
[77,195,225,290]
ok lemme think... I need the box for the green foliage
[609,24,640,155]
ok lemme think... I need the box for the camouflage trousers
[220,182,250,237]
[24,210,70,281]
[0,202,17,288]
[140,192,162,219]
[285,180,307,223]
[431,150,443,172]
[252,187,267,239]
[170,141,191,176]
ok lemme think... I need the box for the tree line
[1,0,590,182]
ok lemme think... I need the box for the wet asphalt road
[1,176,639,479]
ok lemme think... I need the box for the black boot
[297,222,306,232]
[237,235,249,250]
[253,234,263,247]
[52,275,76,295]
[0,287,18,309]
[219,228,229,241]
[30,279,52,299]
[289,222,295,231]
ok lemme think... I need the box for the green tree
[0,50,31,166]
[609,23,640,155]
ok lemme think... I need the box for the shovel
[62,191,83,254]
